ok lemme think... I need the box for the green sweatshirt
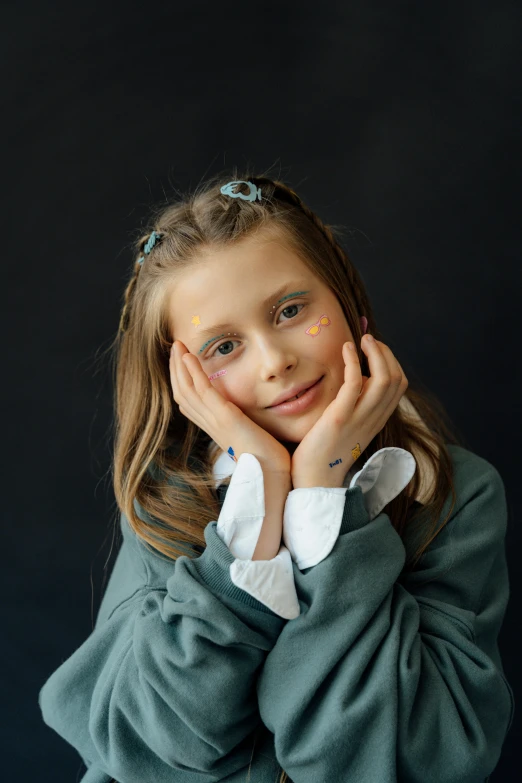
[38,444,514,782]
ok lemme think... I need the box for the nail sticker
[208,369,227,381]
[305,314,331,337]
[227,446,238,462]
[191,315,201,327]
[328,457,343,469]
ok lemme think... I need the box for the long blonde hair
[106,167,468,783]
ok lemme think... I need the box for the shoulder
[398,396,504,505]
[447,443,503,483]
[446,444,506,521]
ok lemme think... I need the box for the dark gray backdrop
[3,0,520,780]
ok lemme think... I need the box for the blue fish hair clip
[137,230,163,266]
[220,180,263,203]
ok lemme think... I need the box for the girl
[39,171,514,783]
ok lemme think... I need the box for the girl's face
[167,231,356,447]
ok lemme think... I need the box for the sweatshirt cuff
[214,452,300,620]
[283,447,416,570]
[193,521,296,617]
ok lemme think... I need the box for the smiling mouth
[268,376,323,407]
[283,387,312,402]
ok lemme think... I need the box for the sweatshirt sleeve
[215,452,300,620]
[38,519,287,782]
[256,452,515,783]
[215,448,410,618]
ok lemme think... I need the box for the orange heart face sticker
[305,314,331,337]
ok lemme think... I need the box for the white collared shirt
[214,443,417,620]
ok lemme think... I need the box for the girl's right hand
[169,341,291,475]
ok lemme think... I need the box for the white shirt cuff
[215,453,300,620]
[283,447,417,570]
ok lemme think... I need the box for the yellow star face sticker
[191,315,201,328]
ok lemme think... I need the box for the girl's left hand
[290,336,408,488]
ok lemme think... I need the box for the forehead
[167,235,316,319]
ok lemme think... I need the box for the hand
[170,341,291,474]
[290,336,408,488]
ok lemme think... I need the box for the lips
[268,377,323,408]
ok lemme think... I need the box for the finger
[171,342,209,423]
[179,346,230,418]
[169,342,182,402]
[380,343,409,405]
[181,351,213,398]
[395,358,409,395]
[339,341,365,406]
[374,342,409,424]
[170,341,194,404]
[376,340,406,386]
[360,336,392,400]
[171,344,210,428]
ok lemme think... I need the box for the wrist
[292,472,345,489]
[251,466,292,560]
[258,458,291,478]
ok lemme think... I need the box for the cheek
[208,371,251,407]
[207,369,235,402]
[208,369,227,382]
[302,318,338,356]
[304,312,332,338]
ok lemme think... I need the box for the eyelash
[207,303,306,359]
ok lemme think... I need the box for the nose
[253,335,298,380]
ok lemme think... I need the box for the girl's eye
[209,303,305,359]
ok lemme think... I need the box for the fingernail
[366,334,374,343]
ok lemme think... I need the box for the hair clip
[220,180,263,202]
[137,230,163,265]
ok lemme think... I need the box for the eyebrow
[195,282,311,354]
